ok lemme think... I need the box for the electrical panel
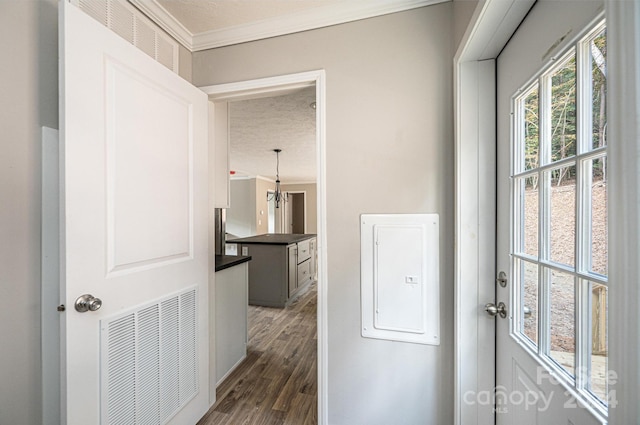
[361,214,440,345]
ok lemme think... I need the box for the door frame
[455,1,640,424]
[285,190,307,234]
[605,2,640,424]
[454,2,534,423]
[199,70,328,424]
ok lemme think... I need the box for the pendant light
[267,149,287,208]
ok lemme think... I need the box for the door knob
[75,294,102,313]
[523,306,532,319]
[485,302,507,319]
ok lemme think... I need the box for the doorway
[200,70,327,423]
[286,192,306,234]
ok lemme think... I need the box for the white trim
[281,180,317,186]
[129,0,193,48]
[454,57,497,425]
[191,0,447,51]
[42,127,61,425]
[454,1,534,424]
[284,190,307,234]
[199,70,328,425]
[200,71,320,101]
[255,175,276,184]
[229,175,316,186]
[131,0,447,51]
[605,1,640,423]
[455,0,535,62]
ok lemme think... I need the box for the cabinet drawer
[297,259,311,284]
[297,240,311,263]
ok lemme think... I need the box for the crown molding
[130,0,449,52]
[281,181,318,186]
[129,0,194,48]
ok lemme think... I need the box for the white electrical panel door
[361,214,439,345]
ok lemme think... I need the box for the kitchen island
[229,234,317,307]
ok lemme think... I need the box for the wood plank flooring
[198,283,317,425]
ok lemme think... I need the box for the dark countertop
[228,233,316,245]
[215,254,251,272]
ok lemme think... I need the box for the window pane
[516,176,539,257]
[589,282,608,403]
[548,164,576,267]
[518,259,539,345]
[511,22,609,410]
[590,157,607,276]
[549,269,575,376]
[591,29,607,150]
[524,86,540,170]
[551,56,577,162]
[524,177,538,257]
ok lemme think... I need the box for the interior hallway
[198,283,318,425]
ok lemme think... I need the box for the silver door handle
[523,306,532,319]
[75,294,102,313]
[485,302,507,319]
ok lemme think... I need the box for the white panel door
[60,2,209,424]
[496,2,608,424]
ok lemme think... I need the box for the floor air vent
[101,288,198,425]
[76,0,179,73]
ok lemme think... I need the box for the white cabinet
[309,237,317,280]
[294,238,314,295]
[214,262,248,386]
[211,101,230,208]
[287,244,298,299]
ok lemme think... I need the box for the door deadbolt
[75,294,102,313]
[485,302,507,319]
[496,271,507,287]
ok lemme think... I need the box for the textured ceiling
[155,0,342,34]
[229,87,317,184]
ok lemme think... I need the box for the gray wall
[194,4,454,424]
[453,0,480,49]
[0,1,57,424]
[1,1,463,423]
[227,177,278,237]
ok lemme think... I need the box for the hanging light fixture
[267,149,287,208]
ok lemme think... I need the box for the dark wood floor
[198,283,317,425]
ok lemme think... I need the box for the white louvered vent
[76,0,179,73]
[135,15,156,59]
[101,287,198,425]
[109,0,134,44]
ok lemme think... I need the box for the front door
[496,1,609,423]
[60,2,209,423]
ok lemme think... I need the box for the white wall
[194,4,455,424]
